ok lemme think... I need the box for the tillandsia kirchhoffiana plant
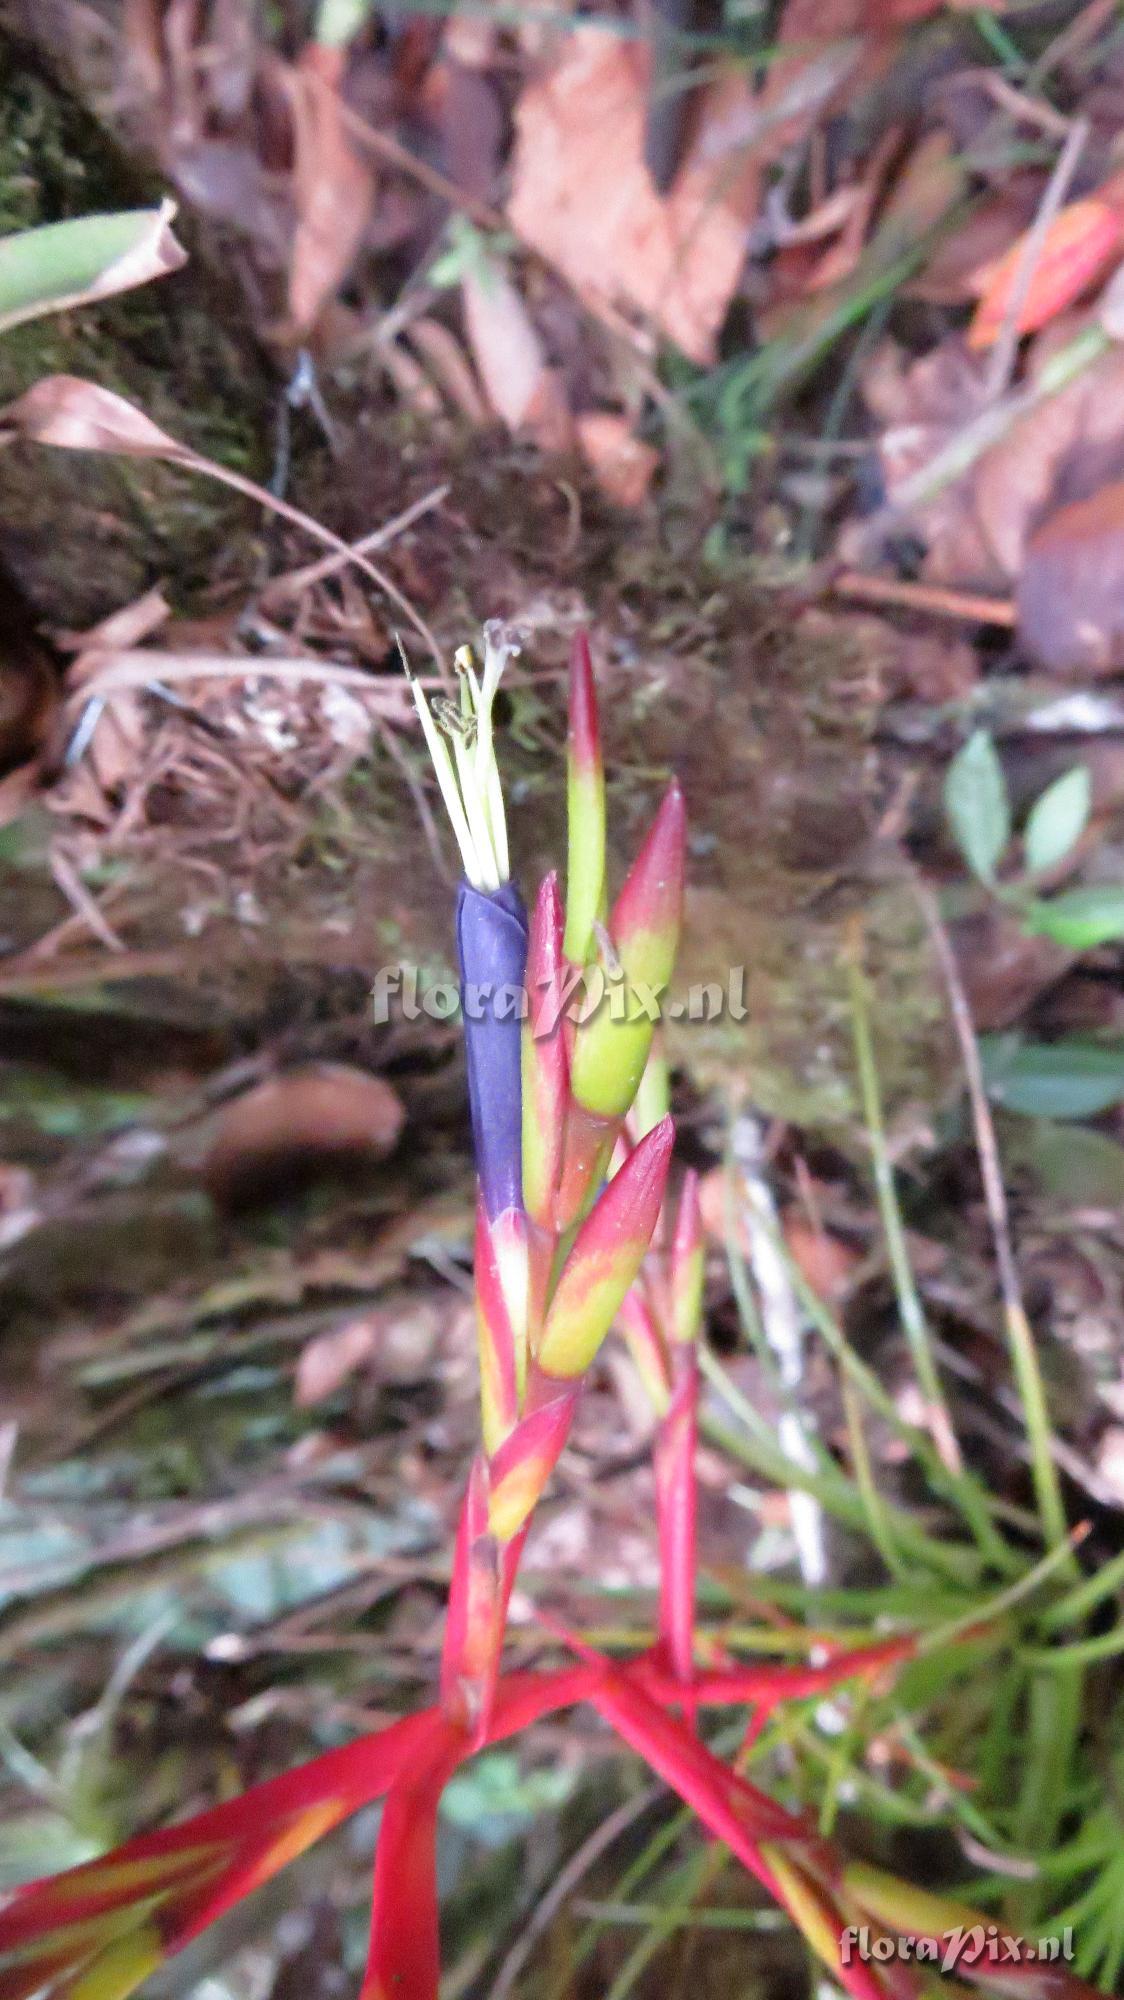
[0,628,1103,2000]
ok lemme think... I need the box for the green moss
[0,41,271,623]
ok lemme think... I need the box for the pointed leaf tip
[570,783,686,1120]
[613,781,686,953]
[567,629,601,778]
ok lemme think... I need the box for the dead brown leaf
[850,331,1124,591]
[0,376,183,457]
[577,411,659,509]
[204,1064,406,1207]
[295,1299,444,1405]
[507,32,761,365]
[949,906,1071,1032]
[1018,481,1124,676]
[782,1213,860,1303]
[461,260,574,450]
[296,1314,380,1405]
[280,52,377,338]
[407,318,490,425]
[461,260,551,429]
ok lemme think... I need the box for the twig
[830,570,1016,627]
[916,882,1071,1562]
[984,114,1089,403]
[45,851,126,954]
[160,439,449,676]
[259,483,450,605]
[976,71,1072,140]
[1029,0,1118,92]
[65,650,419,706]
[490,1782,663,2000]
[730,1114,827,1588]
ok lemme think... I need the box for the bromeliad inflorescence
[407,621,682,1735]
[2,625,1095,2000]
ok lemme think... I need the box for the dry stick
[490,1782,664,2000]
[916,883,1071,1563]
[157,440,449,676]
[48,849,126,954]
[1029,0,1119,91]
[984,113,1089,404]
[67,651,418,706]
[977,69,1072,140]
[731,1114,827,1589]
[260,482,450,604]
[831,571,1016,627]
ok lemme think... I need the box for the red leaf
[968,199,1124,350]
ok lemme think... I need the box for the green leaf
[1023,765,1091,875]
[943,730,1010,883]
[1023,886,1124,951]
[1007,1120,1124,1206]
[0,205,184,335]
[981,1034,1124,1118]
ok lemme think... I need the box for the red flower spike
[570,782,686,1120]
[563,630,606,967]
[608,780,686,982]
[584,1655,811,1863]
[655,1350,699,1688]
[521,872,569,1230]
[360,1719,467,2000]
[538,1116,674,1379]
[669,1168,704,1347]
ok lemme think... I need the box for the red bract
[537,1113,674,1378]
[521,871,568,1231]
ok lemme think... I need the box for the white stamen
[404,633,514,889]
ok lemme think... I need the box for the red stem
[654,1345,699,1692]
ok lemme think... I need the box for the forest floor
[3,7,1124,1999]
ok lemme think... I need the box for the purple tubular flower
[456,879,529,1220]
